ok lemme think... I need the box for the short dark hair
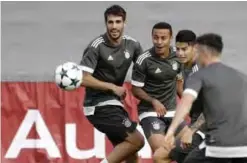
[196,33,223,53]
[152,22,173,36]
[176,30,196,44]
[104,5,126,22]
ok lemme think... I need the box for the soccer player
[165,33,247,163]
[161,30,206,163]
[131,22,186,162]
[80,5,144,163]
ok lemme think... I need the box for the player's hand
[164,131,175,150]
[180,127,193,149]
[112,85,126,99]
[151,99,167,117]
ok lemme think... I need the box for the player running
[80,5,144,163]
[165,33,247,163]
[131,22,186,162]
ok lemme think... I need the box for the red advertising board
[1,82,160,163]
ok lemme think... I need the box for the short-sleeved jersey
[80,33,143,107]
[183,63,206,134]
[131,47,182,114]
[184,62,247,157]
[183,64,203,122]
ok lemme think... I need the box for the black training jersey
[185,62,247,157]
[131,47,182,114]
[80,33,143,107]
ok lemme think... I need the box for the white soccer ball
[55,62,83,91]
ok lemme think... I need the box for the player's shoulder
[123,34,138,43]
[88,35,105,49]
[192,63,200,73]
[123,34,141,47]
[190,66,207,79]
[135,49,152,65]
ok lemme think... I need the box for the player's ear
[170,34,173,40]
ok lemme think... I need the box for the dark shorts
[86,105,137,146]
[184,147,247,163]
[169,133,203,163]
[140,117,187,139]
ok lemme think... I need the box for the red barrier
[1,82,154,163]
[1,82,184,163]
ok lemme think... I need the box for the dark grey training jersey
[80,33,143,107]
[183,64,204,124]
[183,63,206,135]
[185,62,247,157]
[131,47,182,114]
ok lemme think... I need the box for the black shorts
[86,105,137,145]
[140,117,187,139]
[169,133,203,163]
[184,147,247,163]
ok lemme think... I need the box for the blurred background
[2,1,247,81]
[2,2,247,163]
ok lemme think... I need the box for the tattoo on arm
[190,113,205,132]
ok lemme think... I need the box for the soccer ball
[55,62,83,91]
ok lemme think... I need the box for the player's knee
[153,150,164,162]
[135,132,145,150]
[153,147,170,162]
[127,130,145,150]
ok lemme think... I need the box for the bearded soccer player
[131,22,186,162]
[165,33,247,163]
[80,5,144,163]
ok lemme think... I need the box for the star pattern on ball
[70,78,80,86]
[59,82,67,89]
[60,68,68,78]
[72,65,80,71]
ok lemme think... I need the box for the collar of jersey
[102,33,124,48]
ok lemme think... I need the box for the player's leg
[108,137,140,163]
[125,153,139,163]
[87,105,144,163]
[153,118,188,163]
[140,117,171,162]
[106,129,144,163]
[168,133,204,163]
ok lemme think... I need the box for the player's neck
[206,57,221,66]
[160,48,170,58]
[106,33,122,46]
[184,59,194,68]
[185,54,196,68]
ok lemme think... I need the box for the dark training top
[80,33,143,107]
[185,62,247,151]
[131,47,182,114]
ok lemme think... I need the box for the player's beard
[108,29,123,41]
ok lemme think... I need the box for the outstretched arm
[190,113,205,133]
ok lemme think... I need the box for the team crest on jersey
[124,50,130,59]
[122,118,132,128]
[171,61,178,71]
[151,121,160,130]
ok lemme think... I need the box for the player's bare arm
[178,113,205,149]
[132,86,166,117]
[165,93,196,148]
[176,76,184,98]
[82,72,126,98]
